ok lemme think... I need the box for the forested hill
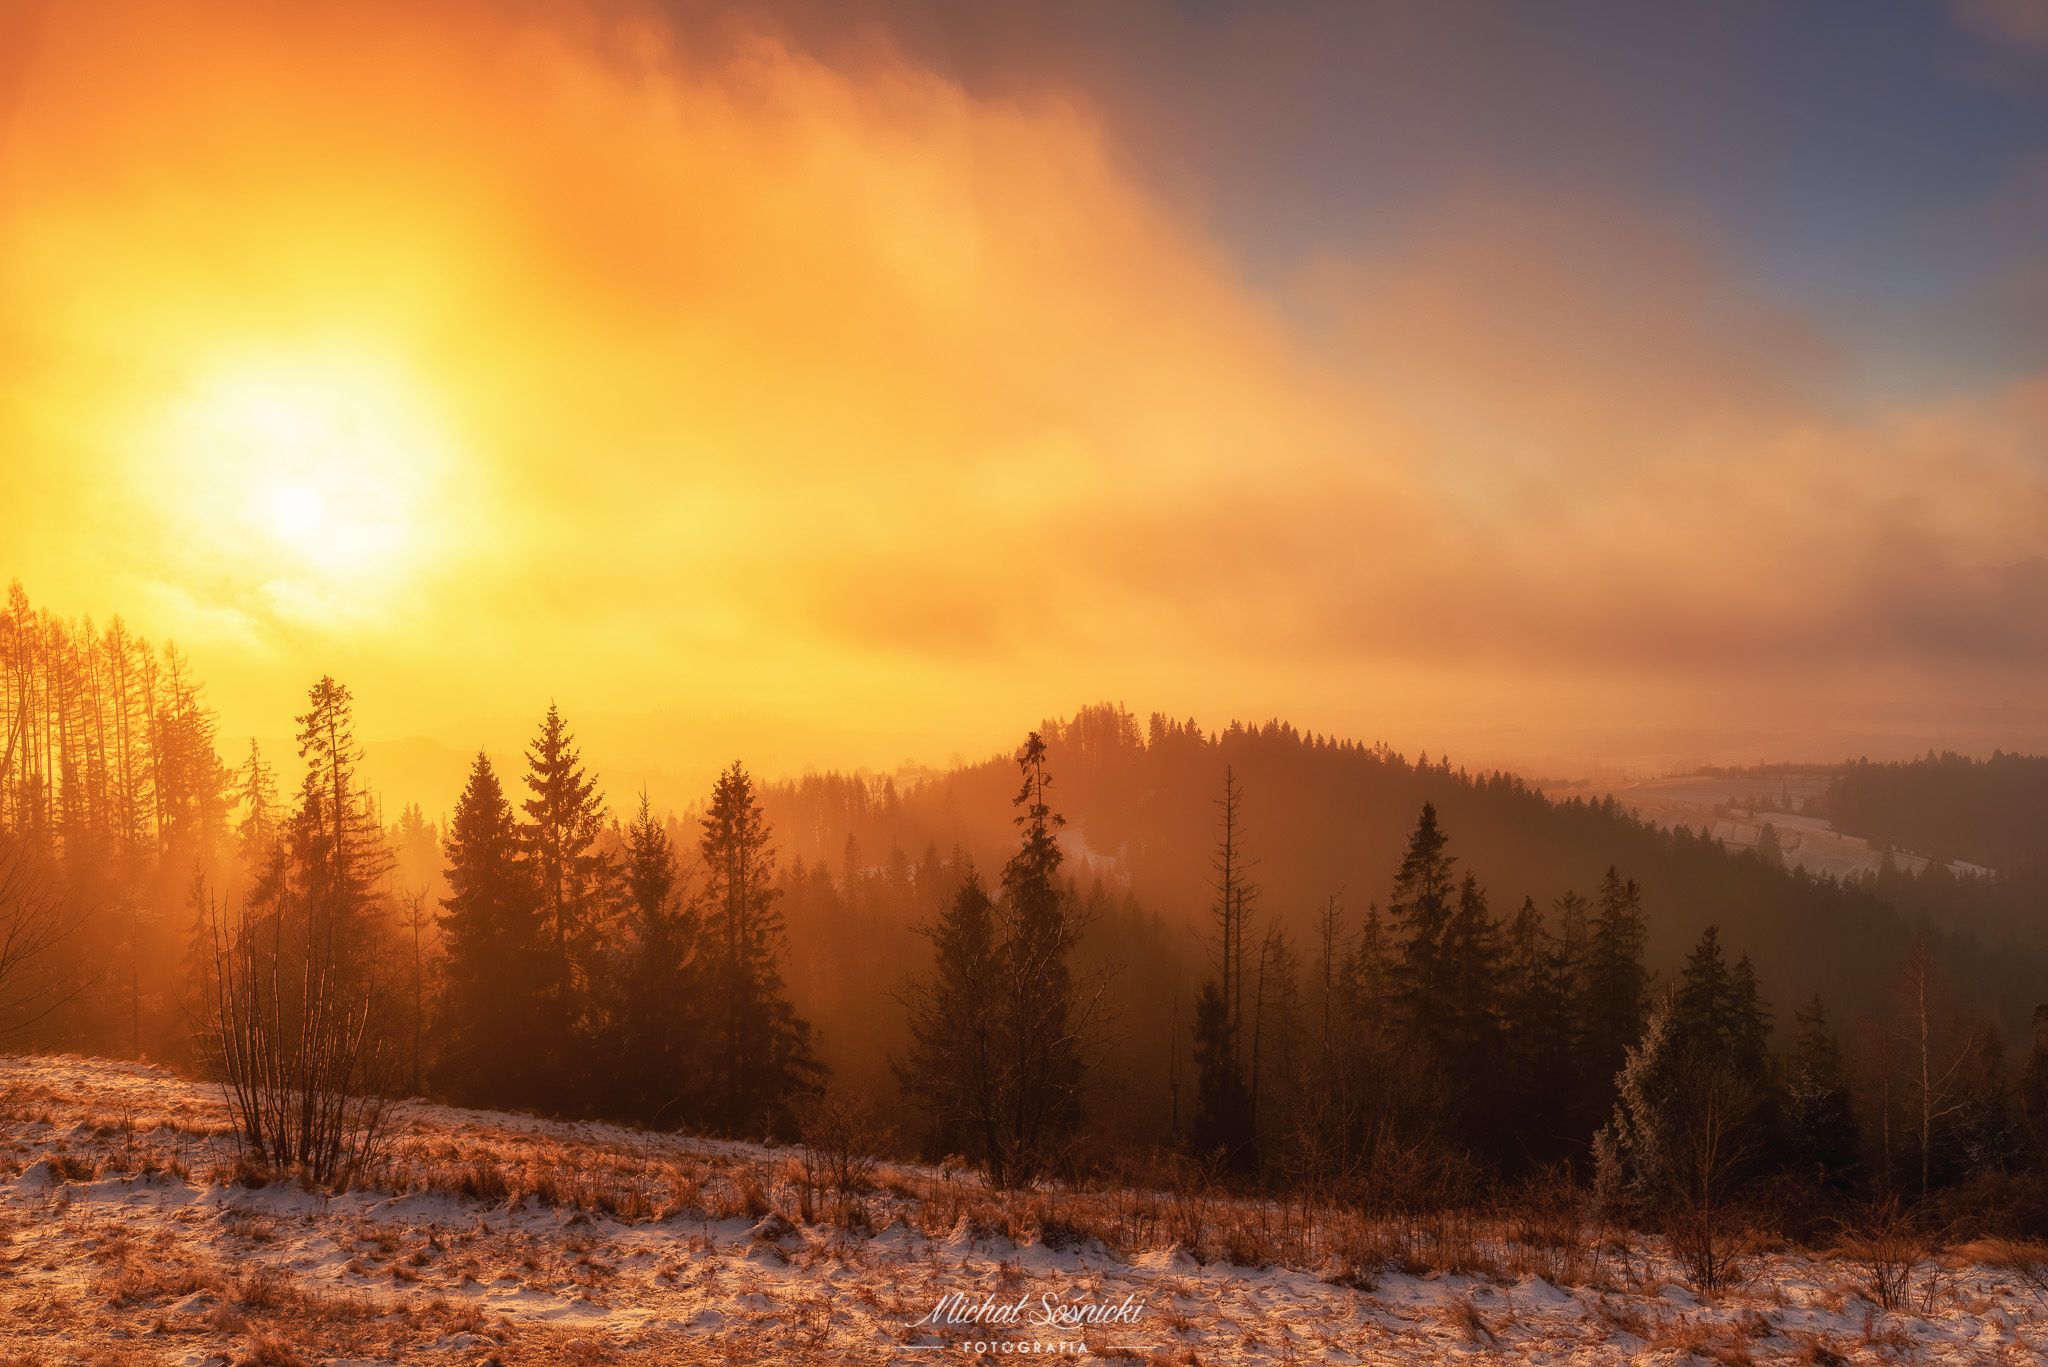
[1827,751,2048,877]
[765,704,2045,1041]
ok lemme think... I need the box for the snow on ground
[1534,773,1992,882]
[2,1054,2045,1364]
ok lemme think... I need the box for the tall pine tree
[606,792,700,1126]
[1783,995,1857,1188]
[996,732,1085,1185]
[1388,803,1456,1058]
[434,752,544,1109]
[289,676,387,934]
[898,870,1008,1169]
[699,761,820,1138]
[1584,866,1649,1115]
[519,704,612,1106]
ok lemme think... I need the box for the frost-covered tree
[1598,987,1767,1290]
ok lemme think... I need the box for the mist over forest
[7,581,2046,1212]
[8,3,2048,1360]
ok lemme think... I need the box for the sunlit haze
[6,0,2046,813]
[8,10,2048,1354]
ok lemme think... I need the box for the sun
[149,346,453,622]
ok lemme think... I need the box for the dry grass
[8,1055,2048,1367]
[1960,1236,2048,1299]
[1442,1294,1498,1346]
[1648,1318,1757,1365]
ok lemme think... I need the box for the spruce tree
[150,649,226,873]
[1191,977,1254,1167]
[699,760,821,1137]
[290,676,387,933]
[1728,953,1773,1078]
[1388,803,1456,1057]
[1675,927,1774,1077]
[2020,1005,2048,1165]
[608,792,699,1125]
[434,752,543,1108]
[233,740,285,908]
[995,732,1085,1185]
[1945,1023,2023,1184]
[1783,996,1857,1188]
[1209,767,1255,1074]
[898,871,1006,1168]
[1440,872,1504,1149]
[1666,926,1781,1179]
[1676,925,1734,1045]
[1584,866,1649,1104]
[520,704,613,991]
[1502,894,1577,1162]
[1351,901,1393,1031]
[1548,889,1596,1136]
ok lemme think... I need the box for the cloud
[1952,0,2048,51]
[2,0,2044,792]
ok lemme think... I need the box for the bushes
[796,1092,889,1207]
[1833,1196,1933,1310]
[206,899,397,1191]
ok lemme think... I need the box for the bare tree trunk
[408,889,426,1096]
[1917,962,1932,1198]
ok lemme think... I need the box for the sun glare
[148,348,453,622]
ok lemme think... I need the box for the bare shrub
[1833,1196,1931,1311]
[1669,1204,1750,1298]
[205,889,396,1191]
[1388,1203,1496,1279]
[796,1090,890,1224]
[1502,1164,1598,1286]
[1163,1153,1212,1253]
[1324,1213,1395,1288]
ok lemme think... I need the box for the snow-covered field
[1535,773,1993,882]
[2,1055,2044,1365]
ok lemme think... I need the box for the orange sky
[4,1,2045,815]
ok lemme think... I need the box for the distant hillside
[1827,751,2048,876]
[762,705,2046,1080]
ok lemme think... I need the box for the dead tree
[0,832,84,1035]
